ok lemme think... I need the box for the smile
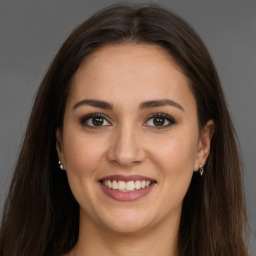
[99,175,156,201]
[101,180,152,192]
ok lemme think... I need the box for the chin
[104,220,152,235]
[97,208,156,235]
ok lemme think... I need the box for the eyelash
[143,113,176,129]
[79,113,176,129]
[79,113,111,129]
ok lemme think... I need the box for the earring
[199,164,204,176]
[58,160,64,170]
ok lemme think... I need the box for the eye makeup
[143,113,176,129]
[79,113,111,129]
[79,112,177,130]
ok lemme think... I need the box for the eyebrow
[72,98,184,111]
[139,99,184,111]
[73,99,113,110]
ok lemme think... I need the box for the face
[57,44,213,235]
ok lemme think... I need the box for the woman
[0,3,249,256]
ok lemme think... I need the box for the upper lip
[99,175,156,182]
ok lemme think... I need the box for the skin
[57,43,214,256]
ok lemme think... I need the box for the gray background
[0,0,255,253]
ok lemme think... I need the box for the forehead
[73,43,184,85]
[68,43,196,112]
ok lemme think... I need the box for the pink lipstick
[98,175,156,201]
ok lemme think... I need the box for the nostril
[107,145,146,167]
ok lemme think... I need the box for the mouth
[100,179,153,192]
[98,175,156,201]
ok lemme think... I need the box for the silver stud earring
[58,160,64,170]
[199,164,204,176]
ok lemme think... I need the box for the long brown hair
[0,4,249,256]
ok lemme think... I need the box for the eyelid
[79,112,176,129]
[79,113,112,128]
[143,112,176,129]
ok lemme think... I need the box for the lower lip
[99,182,155,201]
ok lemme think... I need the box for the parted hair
[0,3,249,256]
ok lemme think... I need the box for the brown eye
[80,114,111,128]
[92,117,104,126]
[143,113,176,129]
[153,117,165,126]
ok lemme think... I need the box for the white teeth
[135,180,141,189]
[102,180,152,192]
[107,180,112,189]
[112,180,118,190]
[126,181,135,191]
[118,181,126,191]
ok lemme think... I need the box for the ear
[194,120,214,172]
[56,128,65,167]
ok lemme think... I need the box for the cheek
[149,131,198,198]
[151,132,198,174]
[61,131,108,210]
[162,137,197,204]
[62,131,106,177]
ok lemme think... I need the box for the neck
[71,210,180,256]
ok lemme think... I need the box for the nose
[107,124,146,167]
